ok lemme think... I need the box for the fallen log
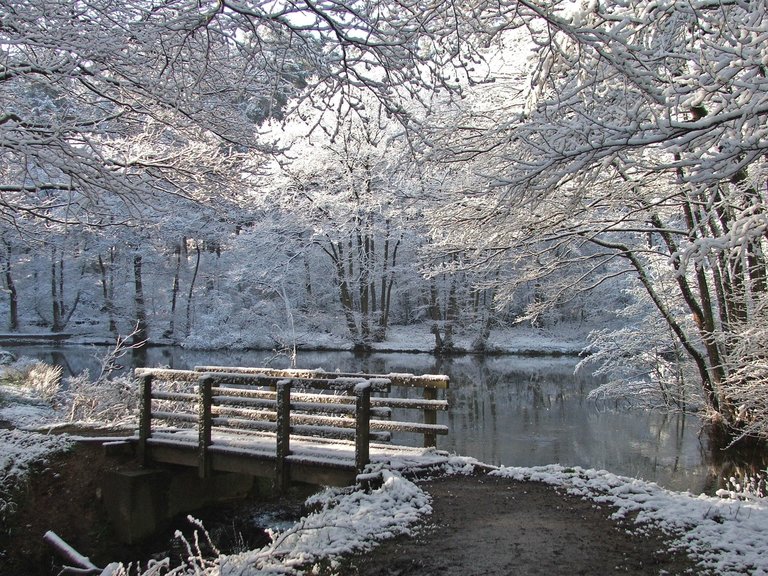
[43,531,102,575]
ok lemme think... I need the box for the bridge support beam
[355,383,371,471]
[274,380,291,494]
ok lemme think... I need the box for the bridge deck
[144,427,430,486]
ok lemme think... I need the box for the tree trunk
[167,241,182,338]
[133,254,148,345]
[429,279,444,352]
[51,246,64,332]
[377,227,401,339]
[429,276,457,354]
[2,238,19,330]
[97,249,117,335]
[358,228,371,342]
[185,242,201,336]
[1,240,18,330]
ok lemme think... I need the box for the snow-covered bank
[368,325,586,356]
[1,322,588,356]
[0,429,73,521]
[216,457,768,576]
[494,464,768,576]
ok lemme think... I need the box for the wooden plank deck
[143,427,431,486]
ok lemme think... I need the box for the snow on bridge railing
[194,366,450,389]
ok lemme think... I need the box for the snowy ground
[2,358,767,575]
[0,429,73,523]
[3,423,767,575]
[494,464,768,576]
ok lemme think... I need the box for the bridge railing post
[355,382,372,472]
[138,374,153,466]
[423,386,438,448]
[275,380,291,493]
[198,375,214,479]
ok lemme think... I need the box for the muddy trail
[337,473,701,576]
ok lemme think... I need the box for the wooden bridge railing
[195,366,450,447]
[133,366,449,489]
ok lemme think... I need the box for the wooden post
[138,374,153,466]
[275,380,291,493]
[355,382,371,472]
[198,375,213,479]
[423,387,438,448]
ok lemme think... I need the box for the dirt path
[340,473,700,576]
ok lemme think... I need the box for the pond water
[5,343,762,495]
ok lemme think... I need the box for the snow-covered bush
[717,469,767,502]
[183,294,280,350]
[720,295,768,440]
[0,358,62,401]
[25,363,63,401]
[0,334,142,427]
[60,371,138,425]
[580,286,703,412]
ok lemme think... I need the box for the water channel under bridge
[5,344,764,495]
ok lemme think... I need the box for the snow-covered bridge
[133,366,450,490]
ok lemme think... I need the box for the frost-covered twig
[95,323,147,383]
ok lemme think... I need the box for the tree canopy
[2,0,768,440]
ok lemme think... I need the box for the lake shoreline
[0,323,589,358]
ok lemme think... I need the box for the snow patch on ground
[493,464,768,576]
[0,429,73,518]
[218,469,432,575]
[0,386,57,429]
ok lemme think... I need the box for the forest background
[1,0,768,442]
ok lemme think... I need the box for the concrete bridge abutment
[102,466,268,544]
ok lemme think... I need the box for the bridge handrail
[193,365,449,447]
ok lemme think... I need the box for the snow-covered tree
[426,0,768,437]
[261,97,429,348]
[1,0,521,227]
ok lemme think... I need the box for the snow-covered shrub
[183,293,280,350]
[720,296,768,440]
[717,469,767,502]
[0,358,62,401]
[60,371,138,425]
[25,363,63,401]
[0,353,137,426]
[580,286,703,411]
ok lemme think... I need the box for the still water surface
[4,344,747,495]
